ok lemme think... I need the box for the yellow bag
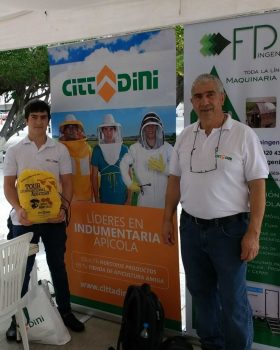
[17,169,61,223]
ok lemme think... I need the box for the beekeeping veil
[97,114,123,165]
[139,112,164,149]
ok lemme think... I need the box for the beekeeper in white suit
[120,112,173,208]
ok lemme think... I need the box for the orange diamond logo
[97,65,116,84]
[98,82,116,102]
[97,65,116,102]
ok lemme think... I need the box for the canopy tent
[1,0,280,51]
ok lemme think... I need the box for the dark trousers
[180,210,253,350]
[12,223,71,315]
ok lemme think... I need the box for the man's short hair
[191,74,224,96]
[24,99,51,120]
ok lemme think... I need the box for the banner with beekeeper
[48,29,180,330]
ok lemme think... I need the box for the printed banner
[48,29,180,329]
[184,12,280,348]
[66,202,180,327]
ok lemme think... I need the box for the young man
[162,74,269,350]
[4,100,85,341]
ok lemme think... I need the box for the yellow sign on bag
[17,169,61,223]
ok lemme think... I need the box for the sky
[48,30,175,65]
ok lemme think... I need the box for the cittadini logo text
[62,65,159,102]
[28,315,45,328]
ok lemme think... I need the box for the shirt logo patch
[45,158,58,163]
[215,154,232,161]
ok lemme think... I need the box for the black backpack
[115,283,165,350]
[160,336,194,350]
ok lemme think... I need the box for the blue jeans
[180,211,253,350]
[12,223,71,315]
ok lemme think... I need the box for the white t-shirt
[4,136,72,224]
[169,115,269,219]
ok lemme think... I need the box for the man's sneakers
[6,318,17,342]
[6,312,84,342]
[61,312,85,332]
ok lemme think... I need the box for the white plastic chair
[0,232,33,350]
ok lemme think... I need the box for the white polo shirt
[4,136,72,224]
[169,115,269,219]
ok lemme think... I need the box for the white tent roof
[1,0,280,51]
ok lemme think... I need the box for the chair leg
[15,310,29,350]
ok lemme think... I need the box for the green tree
[0,46,50,150]
[176,25,184,105]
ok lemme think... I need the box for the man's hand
[162,220,175,246]
[242,179,265,261]
[16,207,33,226]
[241,230,260,262]
[48,208,66,223]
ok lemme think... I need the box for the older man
[162,74,269,350]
